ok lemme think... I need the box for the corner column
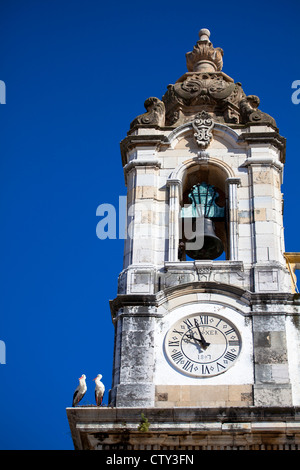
[111,305,157,407]
[167,179,182,262]
[226,177,240,261]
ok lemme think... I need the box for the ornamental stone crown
[129,29,278,131]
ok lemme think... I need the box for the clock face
[165,313,241,377]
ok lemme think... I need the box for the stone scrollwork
[192,111,214,148]
[239,95,277,128]
[130,97,165,129]
[173,75,236,105]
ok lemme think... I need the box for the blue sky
[0,0,300,450]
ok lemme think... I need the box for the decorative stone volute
[130,97,165,129]
[186,28,224,73]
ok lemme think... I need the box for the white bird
[93,374,105,406]
[72,374,87,407]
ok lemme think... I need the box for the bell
[185,217,224,260]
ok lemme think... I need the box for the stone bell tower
[67,29,300,451]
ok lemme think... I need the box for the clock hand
[186,333,202,344]
[194,319,210,350]
[185,332,208,351]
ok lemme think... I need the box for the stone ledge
[67,405,300,423]
[66,406,300,450]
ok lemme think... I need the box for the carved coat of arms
[192,111,214,148]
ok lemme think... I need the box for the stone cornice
[109,281,300,320]
[123,159,161,171]
[120,134,168,167]
[239,131,286,163]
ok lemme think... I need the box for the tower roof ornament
[186,28,224,73]
[129,28,279,131]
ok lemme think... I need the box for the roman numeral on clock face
[171,350,184,364]
[224,351,237,361]
[184,316,209,329]
[172,329,184,336]
[182,360,194,372]
[224,328,235,336]
[201,365,210,375]
[198,315,209,325]
[183,318,193,328]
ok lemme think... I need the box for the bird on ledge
[93,374,105,406]
[72,374,87,407]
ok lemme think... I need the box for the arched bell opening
[178,163,228,261]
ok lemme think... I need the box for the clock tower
[67,29,300,451]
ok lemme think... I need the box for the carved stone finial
[198,28,211,42]
[186,28,223,73]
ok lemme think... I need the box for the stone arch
[167,146,240,263]
[169,156,236,199]
[166,121,241,151]
[157,280,251,314]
